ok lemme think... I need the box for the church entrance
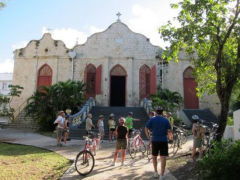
[110,65,127,106]
[110,76,126,106]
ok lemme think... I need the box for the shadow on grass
[0,142,54,156]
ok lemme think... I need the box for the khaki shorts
[56,128,64,138]
[116,139,127,150]
[193,137,203,148]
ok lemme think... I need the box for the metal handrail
[69,97,95,126]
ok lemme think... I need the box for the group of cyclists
[55,107,210,179]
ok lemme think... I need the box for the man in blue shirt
[145,108,173,179]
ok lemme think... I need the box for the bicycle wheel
[181,133,188,145]
[128,143,136,159]
[75,150,95,176]
[139,141,146,154]
[146,144,152,161]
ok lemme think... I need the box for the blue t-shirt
[146,115,171,142]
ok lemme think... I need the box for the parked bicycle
[75,135,95,176]
[146,136,152,161]
[169,125,191,156]
[128,129,146,159]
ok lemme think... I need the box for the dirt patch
[0,138,17,142]
[168,154,200,180]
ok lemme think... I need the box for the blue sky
[0,0,178,72]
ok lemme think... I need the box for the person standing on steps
[97,115,105,142]
[145,108,173,179]
[108,113,116,141]
[112,117,128,166]
[125,112,140,137]
[86,113,95,135]
[54,111,65,147]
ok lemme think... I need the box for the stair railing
[141,98,152,114]
[70,97,95,126]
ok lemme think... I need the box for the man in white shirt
[54,111,65,146]
[86,113,95,134]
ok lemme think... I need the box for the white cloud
[42,26,104,48]
[127,0,179,48]
[12,41,28,50]
[0,59,14,73]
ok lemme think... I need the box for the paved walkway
[0,128,192,180]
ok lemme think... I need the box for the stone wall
[11,34,72,110]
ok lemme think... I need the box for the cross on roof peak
[116,12,122,22]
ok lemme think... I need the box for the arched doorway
[110,65,127,106]
[183,67,199,109]
[85,64,96,98]
[139,65,151,99]
[37,64,52,90]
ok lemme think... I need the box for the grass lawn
[0,142,71,180]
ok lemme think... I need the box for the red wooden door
[150,65,157,95]
[139,65,151,99]
[37,64,52,90]
[184,78,199,109]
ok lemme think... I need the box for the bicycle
[146,138,152,161]
[128,129,146,159]
[75,135,95,176]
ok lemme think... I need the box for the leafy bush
[150,88,183,112]
[26,80,85,131]
[197,140,240,180]
[227,116,234,126]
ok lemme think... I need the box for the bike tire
[75,150,95,176]
[128,143,136,159]
[139,141,146,154]
[146,144,152,161]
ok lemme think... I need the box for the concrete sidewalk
[0,128,183,180]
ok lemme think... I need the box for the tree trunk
[216,90,232,141]
[216,101,229,141]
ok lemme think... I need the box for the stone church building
[11,19,220,116]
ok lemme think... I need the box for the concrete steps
[1,110,38,130]
[70,106,149,139]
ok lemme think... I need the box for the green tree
[0,85,23,118]
[150,88,183,112]
[160,0,240,140]
[26,80,86,131]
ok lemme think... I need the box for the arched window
[85,64,96,98]
[37,64,52,89]
[139,65,151,99]
[183,67,199,109]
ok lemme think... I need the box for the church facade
[12,20,220,115]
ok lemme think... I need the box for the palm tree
[26,80,86,131]
[150,88,183,112]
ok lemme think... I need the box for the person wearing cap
[97,115,105,141]
[191,115,205,160]
[112,117,128,166]
[125,112,140,138]
[54,111,65,146]
[86,113,95,134]
[145,108,173,179]
[108,113,116,141]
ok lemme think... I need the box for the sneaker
[159,174,165,180]
[153,172,159,179]
[111,162,115,166]
[121,162,125,166]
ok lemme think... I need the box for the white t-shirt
[54,116,65,128]
[98,119,104,128]
[86,118,93,131]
